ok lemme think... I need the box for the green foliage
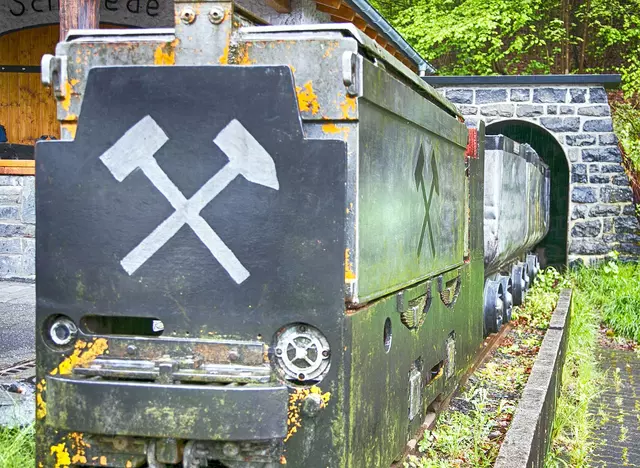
[612,102,640,173]
[575,258,640,342]
[0,424,35,468]
[512,267,570,329]
[373,0,640,96]
[548,259,639,466]
[547,275,603,467]
[404,389,507,468]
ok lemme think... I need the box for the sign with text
[0,0,173,36]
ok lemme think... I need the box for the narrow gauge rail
[34,1,548,466]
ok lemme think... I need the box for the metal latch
[342,51,363,97]
[41,54,68,100]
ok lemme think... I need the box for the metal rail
[391,323,513,467]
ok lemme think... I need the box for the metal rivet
[275,348,283,356]
[126,345,137,355]
[181,7,197,24]
[208,6,225,24]
[228,349,239,362]
[112,436,128,451]
[222,442,239,458]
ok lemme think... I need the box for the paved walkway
[0,280,35,427]
[591,348,640,468]
[0,281,35,371]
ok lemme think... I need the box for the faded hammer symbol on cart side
[100,115,280,284]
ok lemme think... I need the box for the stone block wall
[0,175,35,280]
[436,84,639,264]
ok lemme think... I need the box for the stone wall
[435,83,639,264]
[0,176,35,280]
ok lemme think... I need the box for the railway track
[392,323,513,466]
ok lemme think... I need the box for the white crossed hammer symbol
[100,116,279,284]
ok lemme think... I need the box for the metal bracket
[41,54,68,100]
[445,332,456,379]
[408,368,422,420]
[342,51,363,97]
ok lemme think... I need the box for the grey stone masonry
[0,176,34,280]
[433,83,638,264]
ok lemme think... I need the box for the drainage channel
[0,359,36,383]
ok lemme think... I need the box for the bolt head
[180,7,197,24]
[228,350,239,362]
[126,344,137,355]
[208,6,225,24]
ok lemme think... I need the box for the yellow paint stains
[285,386,331,442]
[100,455,108,465]
[237,43,255,65]
[60,79,80,112]
[154,40,178,65]
[50,442,71,468]
[344,248,356,282]
[68,432,91,465]
[321,122,350,140]
[219,34,231,64]
[322,41,339,59]
[51,338,108,376]
[339,95,357,120]
[36,378,46,419]
[296,81,320,115]
[61,119,78,140]
[126,461,133,468]
[280,455,287,464]
[346,202,353,214]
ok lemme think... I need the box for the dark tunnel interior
[486,120,569,268]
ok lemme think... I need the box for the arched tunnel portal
[486,120,570,268]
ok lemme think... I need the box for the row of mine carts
[482,134,550,336]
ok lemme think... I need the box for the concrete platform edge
[494,288,573,468]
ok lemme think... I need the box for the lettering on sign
[0,0,172,36]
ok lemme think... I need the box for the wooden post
[59,0,100,41]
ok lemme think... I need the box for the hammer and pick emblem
[100,116,279,284]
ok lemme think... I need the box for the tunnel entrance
[486,120,569,268]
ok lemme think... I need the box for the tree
[373,0,640,97]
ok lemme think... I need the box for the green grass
[0,424,35,468]
[574,259,640,343]
[548,258,640,467]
